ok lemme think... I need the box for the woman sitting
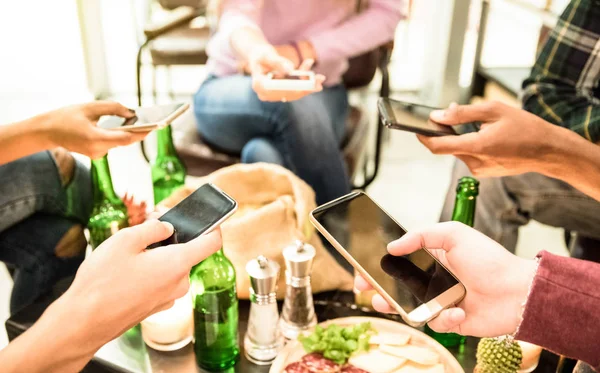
[194,0,404,204]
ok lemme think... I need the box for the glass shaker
[279,241,317,340]
[244,256,283,365]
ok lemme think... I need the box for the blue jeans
[0,151,92,313]
[194,75,351,205]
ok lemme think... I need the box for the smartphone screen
[272,75,305,80]
[378,98,481,136]
[135,103,186,125]
[98,103,186,130]
[97,115,138,130]
[312,192,460,314]
[150,184,237,248]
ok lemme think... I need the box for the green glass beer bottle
[87,155,129,249]
[425,176,479,349]
[190,249,240,370]
[151,126,186,204]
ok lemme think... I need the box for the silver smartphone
[310,191,466,327]
[98,103,190,133]
[148,183,237,249]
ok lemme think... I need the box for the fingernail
[128,108,136,114]
[161,221,174,232]
[431,110,446,120]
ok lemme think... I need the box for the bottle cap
[283,240,316,278]
[246,256,280,296]
[456,176,479,197]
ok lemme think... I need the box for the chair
[136,0,210,106]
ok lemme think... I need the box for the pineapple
[475,337,523,373]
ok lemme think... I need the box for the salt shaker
[244,256,283,365]
[279,241,317,340]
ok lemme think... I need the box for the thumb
[298,58,315,71]
[264,53,295,74]
[112,220,174,252]
[427,307,466,334]
[85,101,135,120]
[430,102,499,125]
[387,222,466,256]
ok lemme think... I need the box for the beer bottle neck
[156,126,178,157]
[451,196,476,227]
[91,156,120,204]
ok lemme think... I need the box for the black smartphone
[310,191,466,326]
[378,98,481,137]
[148,183,238,249]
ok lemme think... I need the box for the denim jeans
[441,160,600,253]
[194,75,351,205]
[0,151,92,313]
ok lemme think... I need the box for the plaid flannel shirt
[522,0,600,142]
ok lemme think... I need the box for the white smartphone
[310,191,466,327]
[262,70,316,91]
[148,183,237,249]
[98,103,190,133]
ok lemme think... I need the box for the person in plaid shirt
[417,2,599,369]
[523,0,600,142]
[426,0,600,257]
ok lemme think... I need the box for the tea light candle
[141,292,194,351]
[518,341,543,373]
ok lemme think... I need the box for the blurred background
[0,0,571,348]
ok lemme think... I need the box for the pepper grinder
[244,256,283,365]
[279,241,317,341]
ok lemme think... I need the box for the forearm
[0,291,101,373]
[230,26,272,62]
[0,114,53,165]
[542,126,600,202]
[516,251,600,370]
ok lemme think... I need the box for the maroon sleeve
[516,251,600,370]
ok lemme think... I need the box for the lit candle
[141,292,194,351]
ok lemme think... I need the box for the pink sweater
[206,0,405,86]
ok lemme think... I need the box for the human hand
[43,101,150,159]
[65,219,221,344]
[417,101,568,177]
[355,222,537,337]
[122,192,147,226]
[249,45,325,102]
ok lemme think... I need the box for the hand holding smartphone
[310,192,466,327]
[148,183,238,249]
[98,103,190,133]
[378,98,481,137]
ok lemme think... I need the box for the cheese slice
[369,333,411,346]
[348,349,407,373]
[394,362,445,373]
[380,345,440,366]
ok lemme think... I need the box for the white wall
[0,1,90,122]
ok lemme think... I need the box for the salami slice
[341,365,370,373]
[301,353,341,373]
[284,362,311,373]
